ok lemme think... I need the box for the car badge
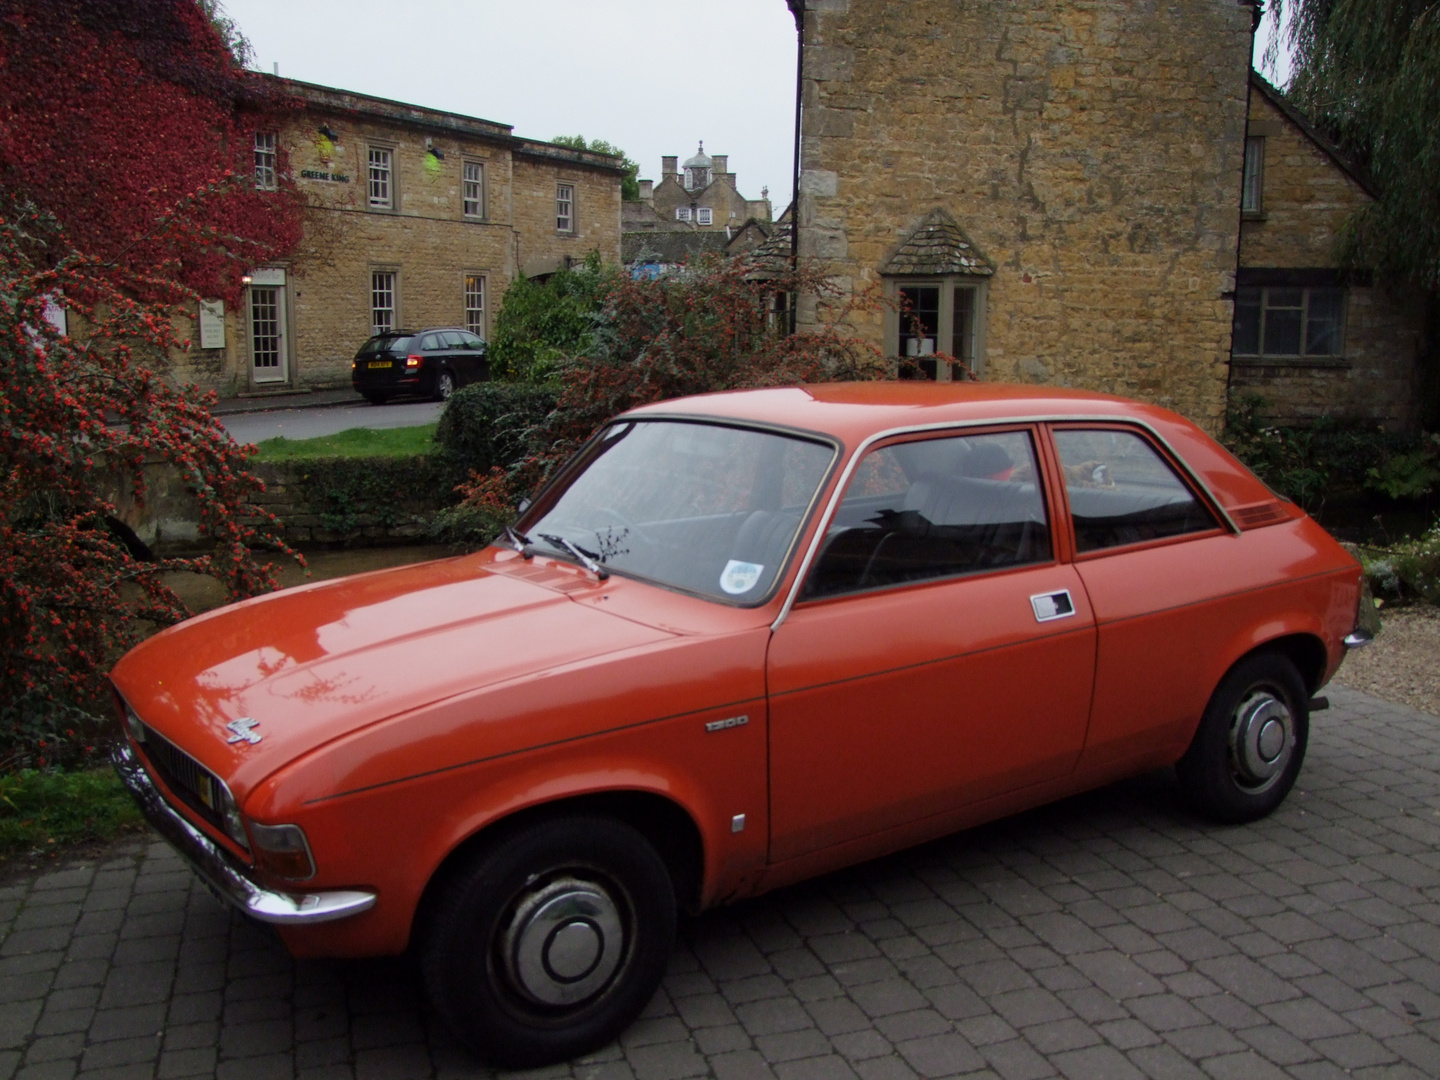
[226,717,262,745]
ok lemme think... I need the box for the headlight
[248,823,316,881]
[198,775,251,851]
[121,700,146,743]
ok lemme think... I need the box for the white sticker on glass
[719,560,764,595]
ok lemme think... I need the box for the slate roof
[622,230,730,265]
[879,208,994,276]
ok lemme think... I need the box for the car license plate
[367,360,390,369]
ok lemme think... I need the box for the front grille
[138,724,228,834]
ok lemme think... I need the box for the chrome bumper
[112,740,376,925]
[1344,630,1373,649]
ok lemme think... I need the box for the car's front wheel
[1176,651,1309,823]
[422,815,676,1067]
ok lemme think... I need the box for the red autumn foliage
[0,0,304,303]
[452,256,899,516]
[0,0,306,768]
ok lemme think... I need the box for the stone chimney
[638,179,654,202]
[662,156,678,181]
[712,154,728,175]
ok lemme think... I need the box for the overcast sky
[222,0,1289,212]
[223,0,802,206]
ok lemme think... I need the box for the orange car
[110,383,1369,1066]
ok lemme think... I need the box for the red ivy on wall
[0,0,304,303]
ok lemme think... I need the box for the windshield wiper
[538,533,609,580]
[503,524,532,557]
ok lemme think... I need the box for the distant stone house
[789,0,1423,431]
[180,76,624,398]
[631,144,773,233]
[1230,73,1425,427]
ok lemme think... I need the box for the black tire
[422,815,676,1067]
[435,369,457,402]
[363,392,389,406]
[1176,651,1309,823]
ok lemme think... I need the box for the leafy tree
[448,255,890,536]
[0,0,303,766]
[1263,0,1440,419]
[551,135,641,201]
[488,255,616,382]
[197,0,254,68]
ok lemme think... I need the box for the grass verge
[0,766,143,860]
[252,422,439,461]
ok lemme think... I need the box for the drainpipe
[789,0,804,336]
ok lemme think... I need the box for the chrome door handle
[1030,590,1075,622]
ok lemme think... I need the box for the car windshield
[356,335,411,357]
[522,420,835,603]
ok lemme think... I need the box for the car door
[1047,424,1233,775]
[766,428,1097,864]
[457,330,490,384]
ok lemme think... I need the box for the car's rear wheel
[1176,651,1308,823]
[435,369,457,402]
[422,815,676,1067]
[362,391,389,406]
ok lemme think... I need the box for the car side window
[804,430,1051,600]
[419,333,440,350]
[458,331,486,350]
[439,331,466,348]
[1052,428,1218,553]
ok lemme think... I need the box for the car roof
[623,382,1276,512]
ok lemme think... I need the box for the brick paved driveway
[5,684,1440,1080]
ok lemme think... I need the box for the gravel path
[1334,603,1440,717]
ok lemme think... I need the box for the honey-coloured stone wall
[795,0,1257,431]
[1231,79,1425,428]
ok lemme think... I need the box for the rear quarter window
[1052,428,1218,553]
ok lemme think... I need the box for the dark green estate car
[352,327,490,404]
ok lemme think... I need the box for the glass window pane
[898,286,940,359]
[526,421,834,603]
[1053,429,1217,552]
[805,431,1050,599]
[1233,286,1261,354]
[1304,288,1344,355]
[951,286,975,362]
[1242,137,1264,211]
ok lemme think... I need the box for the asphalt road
[6,685,1440,1079]
[219,401,445,445]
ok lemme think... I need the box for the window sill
[1230,355,1349,370]
[1240,210,1267,222]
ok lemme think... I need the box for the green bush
[1358,520,1440,603]
[288,454,468,534]
[435,383,558,474]
[0,767,142,858]
[1222,394,1435,509]
[488,256,615,381]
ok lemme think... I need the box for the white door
[249,272,288,384]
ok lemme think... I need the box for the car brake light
[406,354,422,368]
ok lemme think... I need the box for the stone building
[627,145,772,233]
[182,76,624,398]
[1230,73,1425,426]
[789,0,1424,432]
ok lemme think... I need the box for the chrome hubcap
[1230,690,1293,791]
[501,877,624,1007]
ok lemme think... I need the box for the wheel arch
[1259,632,1329,697]
[410,789,704,955]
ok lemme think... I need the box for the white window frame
[371,270,398,333]
[464,274,486,337]
[556,183,575,233]
[1242,136,1265,215]
[463,161,485,219]
[254,132,277,191]
[696,207,713,226]
[368,146,394,209]
[675,207,691,222]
